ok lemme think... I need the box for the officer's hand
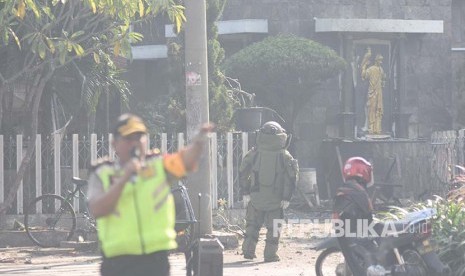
[194,123,216,144]
[280,200,290,210]
[243,195,251,208]
[200,123,215,134]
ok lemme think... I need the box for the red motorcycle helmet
[343,157,373,187]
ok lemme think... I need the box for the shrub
[378,198,465,275]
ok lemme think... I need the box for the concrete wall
[222,0,454,166]
[316,139,433,200]
[451,0,465,128]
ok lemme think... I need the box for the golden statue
[361,48,385,135]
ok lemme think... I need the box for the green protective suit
[240,131,299,261]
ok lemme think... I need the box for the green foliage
[0,0,184,69]
[0,0,185,133]
[430,198,465,275]
[206,0,234,132]
[53,55,130,112]
[214,198,246,234]
[145,30,187,133]
[162,0,235,133]
[0,0,186,213]
[135,96,186,134]
[224,35,346,84]
[223,34,346,126]
[42,53,131,134]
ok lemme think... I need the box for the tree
[206,0,234,132]
[153,0,234,133]
[35,53,132,136]
[0,0,185,214]
[223,34,346,130]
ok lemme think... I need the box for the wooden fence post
[3,131,249,212]
[227,132,234,208]
[90,134,97,164]
[210,133,218,209]
[241,132,248,156]
[146,134,150,152]
[54,134,61,199]
[178,133,185,150]
[459,130,465,166]
[16,135,23,214]
[109,134,115,161]
[161,133,168,154]
[72,134,79,211]
[35,135,42,213]
[0,136,3,207]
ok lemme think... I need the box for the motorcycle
[313,237,350,276]
[312,208,450,276]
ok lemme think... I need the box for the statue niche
[354,43,391,138]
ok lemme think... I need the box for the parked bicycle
[24,177,96,247]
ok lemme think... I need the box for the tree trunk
[290,96,304,132]
[0,72,52,214]
[0,84,15,133]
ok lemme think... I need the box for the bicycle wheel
[315,247,351,276]
[24,194,76,247]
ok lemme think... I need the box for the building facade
[128,0,465,168]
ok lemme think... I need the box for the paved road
[0,219,328,276]
[0,255,187,276]
[0,252,318,276]
[0,258,101,276]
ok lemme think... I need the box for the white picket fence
[0,132,249,214]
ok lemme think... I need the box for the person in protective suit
[334,157,425,276]
[239,121,299,262]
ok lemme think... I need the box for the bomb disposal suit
[240,121,299,262]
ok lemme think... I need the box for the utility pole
[184,0,212,235]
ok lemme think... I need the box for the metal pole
[184,0,212,235]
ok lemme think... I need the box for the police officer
[239,121,299,262]
[87,114,213,276]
